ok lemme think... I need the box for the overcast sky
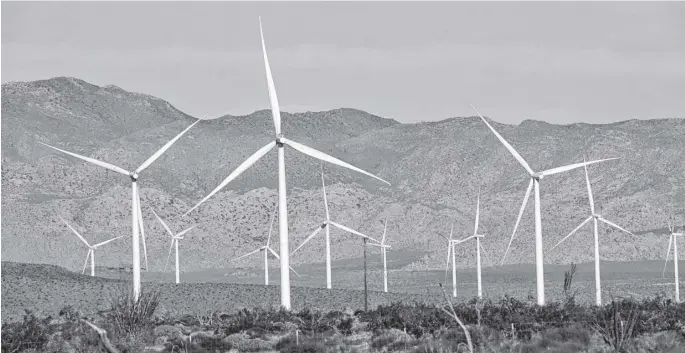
[2,1,684,124]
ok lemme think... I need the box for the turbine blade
[329,221,380,243]
[282,138,390,186]
[382,216,388,244]
[290,224,325,255]
[136,187,149,271]
[60,217,90,247]
[501,179,533,266]
[289,266,302,278]
[39,142,130,176]
[135,118,202,174]
[444,243,451,284]
[232,248,263,262]
[321,163,330,221]
[546,216,592,255]
[258,16,282,135]
[151,209,175,238]
[470,105,534,175]
[663,235,673,277]
[474,186,481,235]
[480,242,494,268]
[457,235,477,244]
[82,250,91,274]
[164,240,174,272]
[94,236,124,247]
[266,201,277,246]
[540,158,619,177]
[267,246,280,259]
[583,155,595,214]
[183,141,276,216]
[599,217,634,236]
[176,225,197,238]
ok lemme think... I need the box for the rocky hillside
[2,77,684,273]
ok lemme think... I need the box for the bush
[3,292,685,352]
[276,336,325,353]
[371,328,413,351]
[1,310,52,353]
[106,289,160,343]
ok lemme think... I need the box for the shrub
[0,310,52,353]
[371,328,413,351]
[276,335,325,353]
[106,289,161,339]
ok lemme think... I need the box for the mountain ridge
[2,76,684,275]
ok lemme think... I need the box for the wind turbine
[182,18,390,310]
[471,105,617,305]
[438,223,458,297]
[232,202,301,284]
[289,164,381,289]
[546,157,634,306]
[367,216,392,292]
[662,220,683,303]
[150,209,197,284]
[451,188,493,299]
[40,118,201,299]
[60,217,123,277]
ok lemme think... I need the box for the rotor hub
[129,172,139,181]
[275,134,284,147]
[531,172,542,181]
[592,214,600,219]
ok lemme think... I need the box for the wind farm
[2,5,685,353]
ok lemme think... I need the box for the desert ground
[3,253,679,324]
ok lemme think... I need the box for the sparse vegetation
[106,289,161,338]
[2,292,684,353]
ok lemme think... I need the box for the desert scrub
[371,328,413,351]
[276,335,326,353]
[1,310,52,353]
[105,289,160,340]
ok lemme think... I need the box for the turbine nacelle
[592,213,601,219]
[531,172,543,180]
[129,172,139,181]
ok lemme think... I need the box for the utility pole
[363,238,368,312]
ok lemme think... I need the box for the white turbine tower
[232,202,301,284]
[60,217,123,277]
[367,216,392,292]
[151,209,197,284]
[471,105,617,305]
[662,221,684,303]
[451,188,493,299]
[40,118,201,299]
[289,164,381,289]
[438,223,458,297]
[182,18,389,310]
[546,157,632,306]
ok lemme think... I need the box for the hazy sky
[2,1,684,124]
